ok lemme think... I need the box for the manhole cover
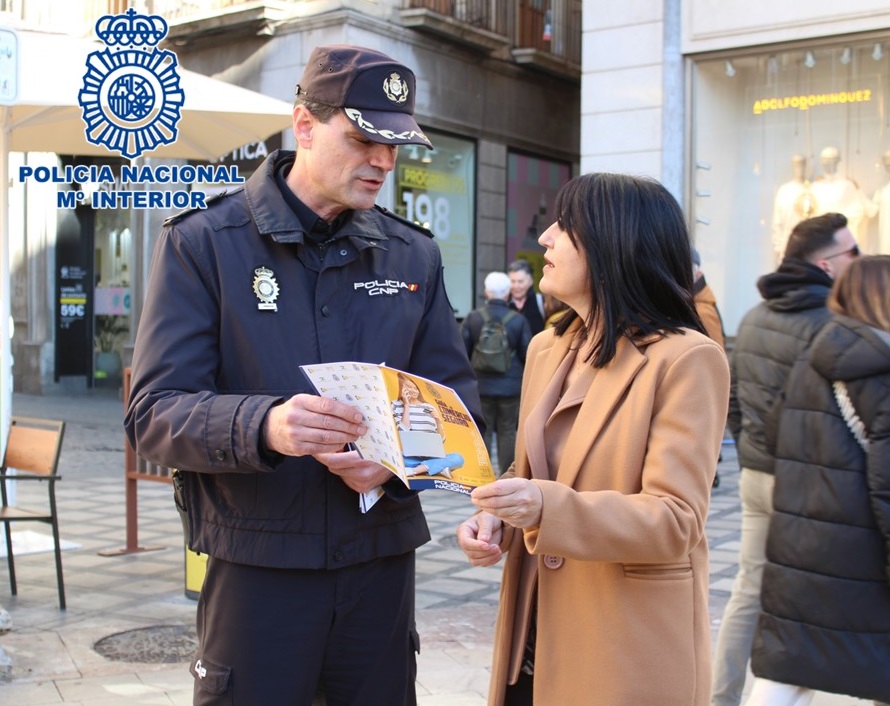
[94,624,197,663]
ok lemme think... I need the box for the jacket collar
[523,320,649,487]
[243,150,394,249]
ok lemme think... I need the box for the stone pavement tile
[418,693,486,706]
[53,671,180,704]
[418,577,491,599]
[449,565,501,585]
[0,679,66,704]
[2,631,78,681]
[710,576,737,592]
[416,604,493,704]
[810,694,874,705]
[135,667,192,694]
[0,393,806,704]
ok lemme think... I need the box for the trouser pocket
[191,655,232,705]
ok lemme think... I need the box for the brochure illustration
[300,362,495,509]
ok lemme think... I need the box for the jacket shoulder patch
[373,205,434,239]
[163,188,240,227]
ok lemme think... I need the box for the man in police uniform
[125,45,483,705]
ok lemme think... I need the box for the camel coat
[488,321,730,706]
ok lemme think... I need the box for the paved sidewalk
[0,390,875,705]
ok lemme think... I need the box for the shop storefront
[690,35,890,331]
[392,140,572,317]
[393,130,477,318]
[506,151,571,281]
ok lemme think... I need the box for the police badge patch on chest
[253,266,280,311]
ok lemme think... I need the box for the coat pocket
[622,562,693,580]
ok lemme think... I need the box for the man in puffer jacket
[711,212,860,706]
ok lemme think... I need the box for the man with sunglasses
[712,212,859,706]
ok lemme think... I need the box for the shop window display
[692,40,890,333]
[394,132,476,318]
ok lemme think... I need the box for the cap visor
[343,107,433,148]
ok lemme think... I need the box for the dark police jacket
[124,150,482,570]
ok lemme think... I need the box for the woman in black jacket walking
[746,255,890,705]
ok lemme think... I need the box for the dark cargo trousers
[191,552,418,706]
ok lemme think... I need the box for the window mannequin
[810,146,876,244]
[871,148,890,254]
[771,154,814,261]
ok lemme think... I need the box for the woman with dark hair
[745,255,890,706]
[457,173,730,705]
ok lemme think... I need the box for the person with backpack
[462,271,532,475]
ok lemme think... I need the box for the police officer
[125,45,483,706]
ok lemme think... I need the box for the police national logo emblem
[253,266,280,312]
[79,9,184,159]
[382,72,408,105]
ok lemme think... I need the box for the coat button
[543,554,563,570]
[214,449,226,461]
[321,305,330,316]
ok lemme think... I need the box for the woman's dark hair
[551,173,704,366]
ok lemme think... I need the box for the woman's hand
[456,512,504,567]
[470,477,543,529]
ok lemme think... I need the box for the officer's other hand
[264,394,367,457]
[314,450,393,493]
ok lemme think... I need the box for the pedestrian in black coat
[746,255,890,705]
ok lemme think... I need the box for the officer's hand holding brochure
[300,362,495,512]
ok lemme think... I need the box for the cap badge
[252,266,280,312]
[383,73,408,105]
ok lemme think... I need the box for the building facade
[14,1,883,393]
[582,0,890,334]
[4,0,581,394]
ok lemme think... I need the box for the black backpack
[470,308,518,374]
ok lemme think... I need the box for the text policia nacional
[18,163,245,210]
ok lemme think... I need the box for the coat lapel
[524,352,574,480]
[552,334,649,488]
[514,328,573,481]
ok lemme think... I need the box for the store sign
[399,165,464,238]
[55,215,93,379]
[395,134,475,317]
[753,89,872,115]
[208,133,282,175]
[95,286,130,315]
[59,268,88,329]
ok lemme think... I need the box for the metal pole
[1,115,12,459]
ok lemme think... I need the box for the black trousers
[504,671,534,706]
[192,553,418,706]
[481,395,520,475]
